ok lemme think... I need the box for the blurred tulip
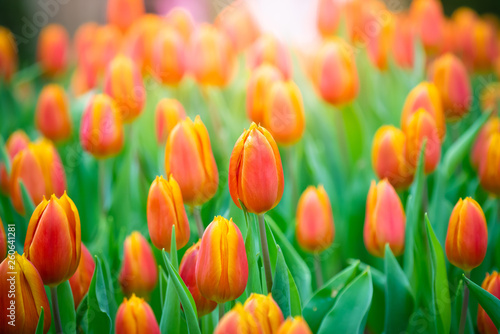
[247,34,293,80]
[343,0,386,44]
[147,175,190,250]
[263,80,305,145]
[0,218,5,261]
[451,8,477,67]
[166,7,195,42]
[73,22,99,62]
[24,192,81,286]
[480,82,500,115]
[445,198,487,271]
[107,0,145,31]
[477,271,500,334]
[69,243,95,308]
[439,19,456,55]
[0,130,30,194]
[115,294,160,334]
[215,1,260,52]
[179,241,217,316]
[479,133,500,194]
[152,27,186,85]
[311,38,359,105]
[409,0,444,54]
[470,19,498,72]
[165,116,218,206]
[316,0,341,37]
[0,27,17,82]
[31,138,67,198]
[229,123,284,214]
[296,186,335,253]
[35,84,72,142]
[37,24,69,76]
[80,93,124,158]
[277,316,312,334]
[392,15,415,69]
[215,303,261,334]
[244,293,284,333]
[71,64,98,97]
[155,98,186,144]
[471,117,500,170]
[366,13,395,71]
[196,216,248,303]
[364,179,406,257]
[96,25,123,72]
[0,252,51,334]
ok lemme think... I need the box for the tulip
[428,53,472,120]
[0,253,52,334]
[0,130,30,194]
[115,294,160,334]
[107,0,145,31]
[366,13,395,71]
[0,26,17,82]
[215,303,262,334]
[196,216,248,303]
[311,37,359,105]
[247,34,293,80]
[147,175,190,250]
[477,271,500,334]
[409,0,444,54]
[80,93,124,158]
[71,64,98,97]
[165,7,195,42]
[0,218,5,261]
[445,198,488,271]
[316,0,341,37]
[229,123,284,215]
[31,138,67,198]
[179,241,217,316]
[277,317,313,334]
[35,84,72,142]
[152,27,186,85]
[244,293,284,333]
[480,82,500,115]
[37,24,69,76]
[215,1,260,52]
[155,98,186,144]
[73,22,99,63]
[364,180,406,257]
[119,231,158,297]
[165,116,219,206]
[392,15,415,69]
[69,243,95,309]
[452,7,477,66]
[296,186,335,253]
[479,133,500,195]
[371,126,414,189]
[471,117,500,170]
[95,25,123,72]
[263,80,306,145]
[470,19,498,72]
[24,192,81,286]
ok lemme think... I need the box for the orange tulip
[165,7,195,42]
[24,192,81,286]
[152,27,186,85]
[196,216,248,303]
[215,1,260,52]
[95,25,123,73]
[0,130,30,194]
[364,180,406,257]
[30,138,67,197]
[296,186,335,253]
[392,15,416,69]
[215,303,262,334]
[69,243,95,309]
[316,0,341,37]
[35,84,72,142]
[229,123,284,214]
[244,293,284,333]
[247,34,293,80]
[107,0,145,31]
[470,19,498,72]
[165,116,219,206]
[0,27,17,82]
[471,117,500,170]
[73,22,99,63]
[366,13,395,71]
[479,133,500,195]
[0,218,5,261]
[0,252,52,334]
[37,24,69,76]
[115,294,160,334]
[155,98,186,144]
[480,82,500,115]
[477,271,500,334]
[409,0,444,55]
[179,241,217,316]
[452,7,477,66]
[445,198,487,272]
[119,231,158,297]
[277,317,313,334]
[80,93,124,158]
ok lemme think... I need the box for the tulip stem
[285,146,298,207]
[50,286,63,334]
[193,206,205,237]
[333,107,350,178]
[314,254,323,289]
[258,214,273,293]
[458,271,471,334]
[219,303,225,320]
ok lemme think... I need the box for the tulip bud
[24,193,81,286]
[445,198,488,271]
[95,25,123,72]
[366,13,395,71]
[311,38,359,105]
[32,138,67,197]
[152,27,186,85]
[470,19,498,72]
[229,123,284,214]
[0,27,17,82]
[215,2,260,52]
[452,8,477,66]
[277,317,313,334]
[196,216,248,303]
[37,24,69,76]
[73,22,99,62]
[371,126,414,189]
[477,271,500,334]
[179,241,217,316]
[215,303,262,334]
[166,7,195,42]
[0,130,30,194]
[80,93,124,158]
[147,175,190,250]
[471,117,500,170]
[480,82,500,115]
[479,133,500,194]
[0,252,52,334]
[392,15,415,69]
[115,294,160,334]
[107,0,145,31]
[155,98,186,144]
[119,231,158,297]
[244,293,285,333]
[296,186,335,253]
[409,0,444,54]
[364,180,406,257]
[35,84,72,142]
[69,243,95,309]
[316,0,341,37]
[0,218,5,261]
[165,116,219,206]
[247,34,292,80]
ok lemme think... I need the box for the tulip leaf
[317,269,373,334]
[76,294,89,333]
[452,280,474,334]
[20,180,35,216]
[271,247,302,318]
[464,274,500,329]
[35,307,45,334]
[161,276,180,334]
[0,135,10,173]
[87,256,113,334]
[171,225,178,270]
[57,280,77,333]
[159,266,168,307]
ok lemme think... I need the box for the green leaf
[160,276,180,334]
[20,180,36,215]
[87,257,113,334]
[76,294,89,333]
[171,225,178,270]
[464,274,500,329]
[159,266,168,307]
[452,280,474,334]
[0,135,10,173]
[57,280,77,333]
[271,247,302,318]
[245,214,262,295]
[35,307,45,334]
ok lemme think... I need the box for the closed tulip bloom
[95,25,123,72]
[247,34,293,80]
[452,7,477,66]
[316,0,341,37]
[155,98,186,144]
[477,272,500,334]
[165,116,219,206]
[30,138,67,198]
[372,126,414,189]
[196,216,248,303]
[215,304,262,334]
[480,82,500,115]
[479,133,500,194]
[119,231,158,297]
[277,317,312,334]
[311,38,359,105]
[364,180,406,258]
[37,24,69,76]
[244,293,284,334]
[179,241,217,316]
[0,130,30,194]
[296,186,335,253]
[80,94,124,158]
[264,80,306,145]
[73,22,99,62]
[35,84,72,142]
[445,198,488,271]
[69,243,95,309]
[366,13,394,71]
[409,0,444,54]
[107,0,145,31]
[471,117,500,170]
[152,27,186,85]
[24,192,81,286]
[470,20,498,72]
[0,253,51,334]
[215,1,260,52]
[166,7,195,42]
[392,15,415,69]
[0,27,17,82]
[115,294,160,334]
[229,123,284,214]
[0,218,5,260]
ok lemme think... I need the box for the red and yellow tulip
[477,271,500,334]
[115,294,160,334]
[69,243,95,309]
[155,98,186,144]
[35,84,72,142]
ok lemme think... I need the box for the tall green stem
[258,214,273,293]
[219,303,225,320]
[314,254,323,289]
[193,206,205,238]
[458,271,471,334]
[50,286,63,334]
